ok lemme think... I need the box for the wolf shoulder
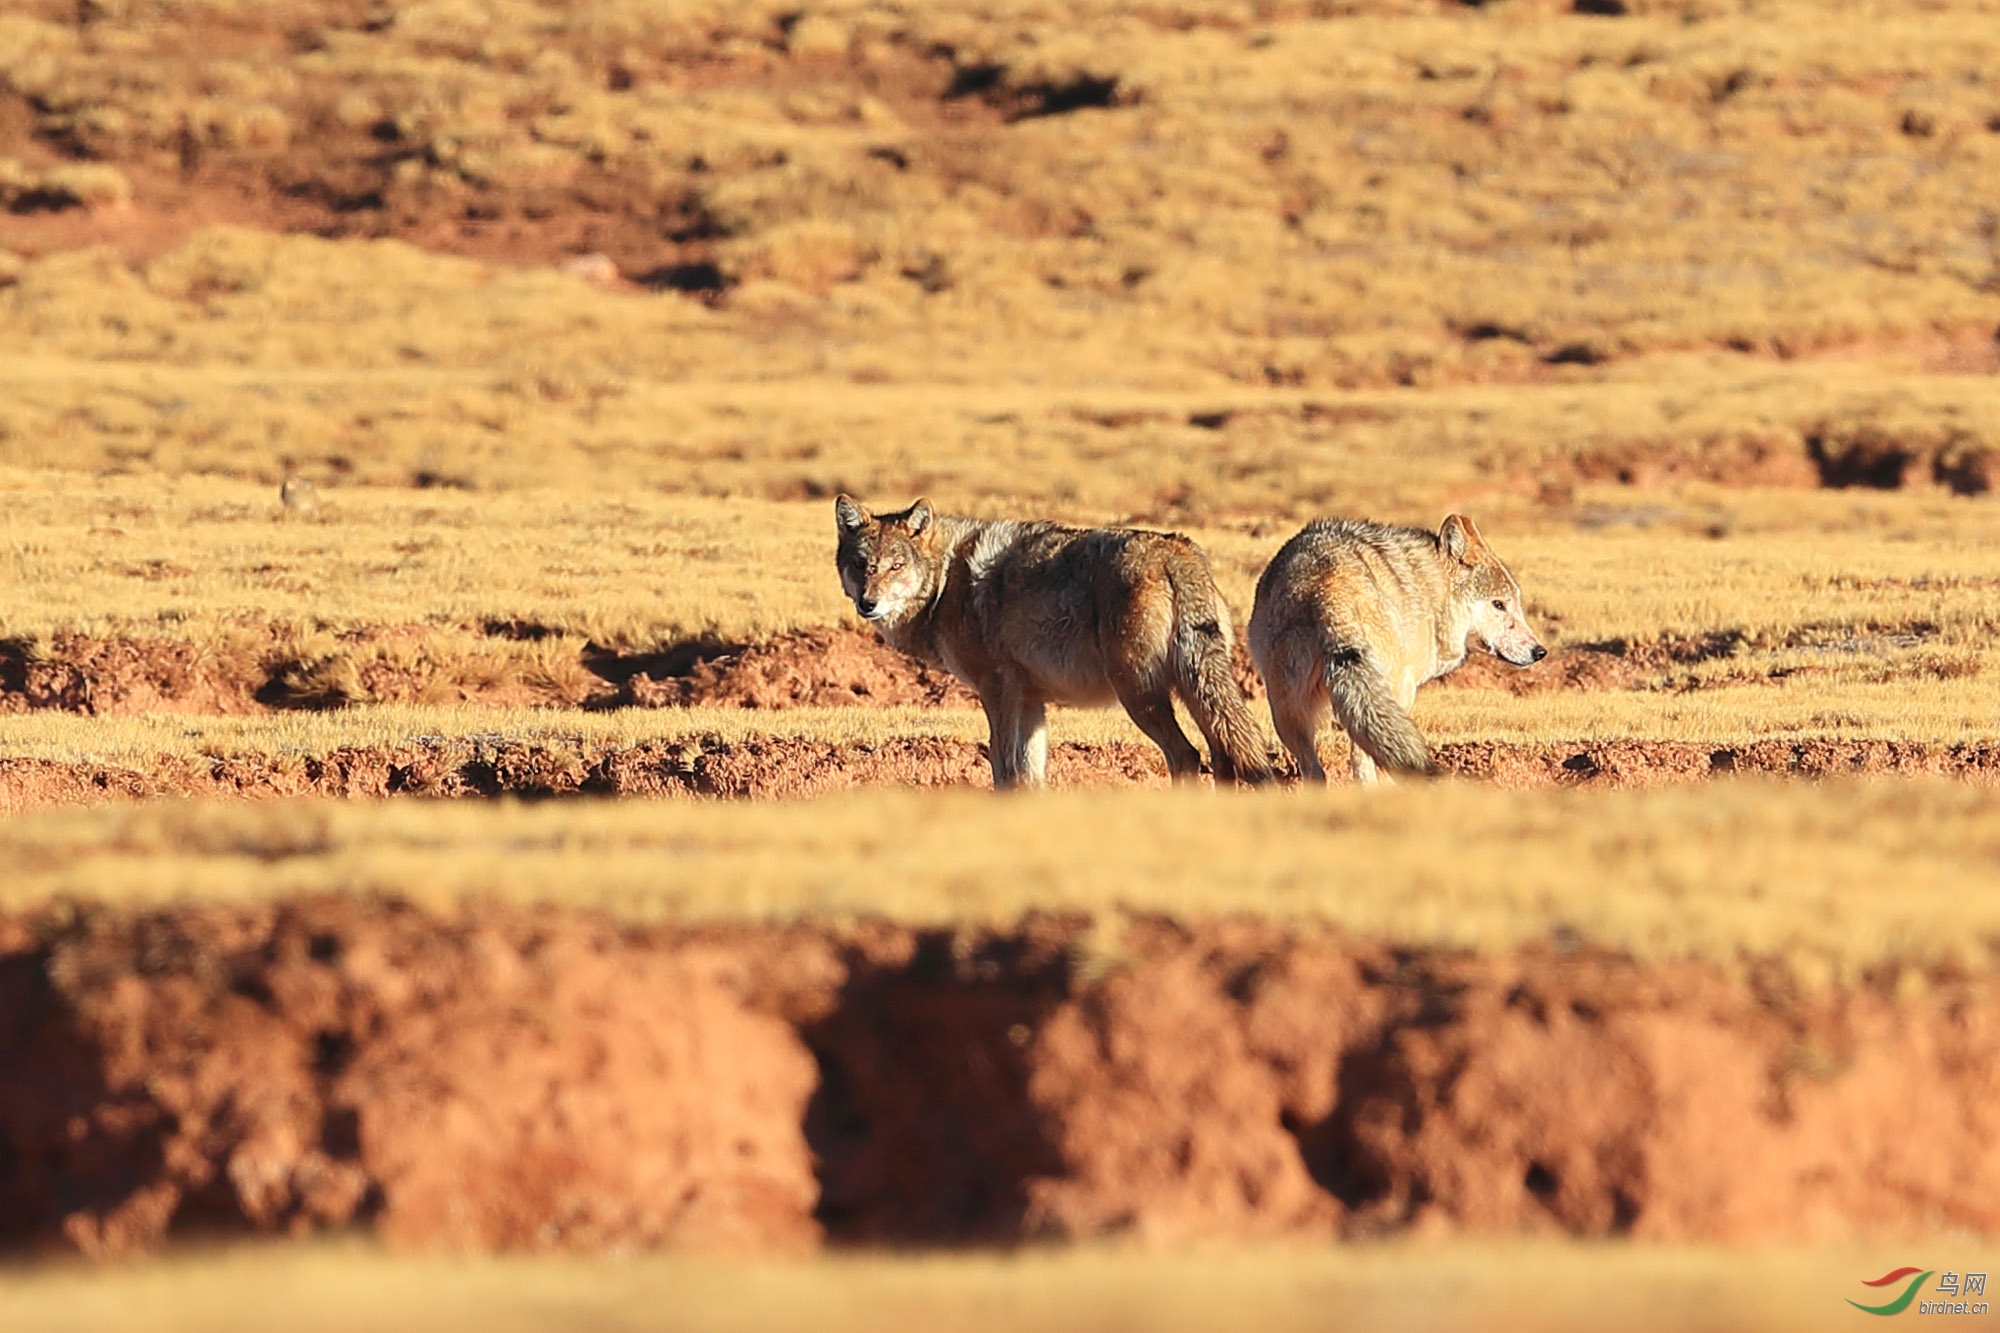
[1263,517,1444,572]
[959,520,1207,592]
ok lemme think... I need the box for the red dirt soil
[3,736,1999,812]
[3,902,1995,1257]
[618,629,979,710]
[0,624,1953,718]
[0,627,985,716]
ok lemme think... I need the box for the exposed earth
[4,900,1994,1258]
[1,619,1994,811]
[0,622,1965,716]
[6,0,2000,1276]
[5,735,2000,814]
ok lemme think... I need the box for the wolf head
[1440,514,1546,668]
[834,495,940,624]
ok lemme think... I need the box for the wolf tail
[1325,650,1433,776]
[1166,565,1276,787]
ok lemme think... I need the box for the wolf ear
[835,494,868,532]
[906,498,934,535]
[1439,514,1485,565]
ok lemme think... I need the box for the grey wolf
[1248,514,1545,784]
[834,495,1274,790]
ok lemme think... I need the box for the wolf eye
[887,557,905,571]
[1492,598,1507,610]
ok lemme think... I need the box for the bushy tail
[1167,572,1276,787]
[1326,650,1432,776]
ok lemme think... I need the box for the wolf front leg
[978,674,1044,790]
[1348,744,1380,786]
[1015,694,1050,787]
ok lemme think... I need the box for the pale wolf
[1248,515,1545,784]
[834,495,1274,790]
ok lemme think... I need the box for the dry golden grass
[0,465,846,649]
[7,1,2000,377]
[8,780,2000,980]
[1,2,1997,745]
[1420,679,1999,745]
[0,1239,1961,1333]
[4,237,2000,516]
[11,464,2000,654]
[6,0,2000,1298]
[0,5,1994,738]
[3,0,2000,509]
[0,702,1002,769]
[3,464,1998,730]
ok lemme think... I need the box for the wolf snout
[855,596,881,619]
[1530,644,1548,663]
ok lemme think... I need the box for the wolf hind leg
[1256,633,1329,784]
[1170,621,1276,787]
[1154,559,1274,786]
[1270,694,1328,784]
[1325,650,1431,782]
[1348,744,1380,786]
[1351,668,1420,784]
[1109,667,1204,783]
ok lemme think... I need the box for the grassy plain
[3,463,1998,742]
[1,0,1999,1300]
[3,0,2000,512]
[0,0,1996,751]
[12,463,2000,647]
[4,244,2000,514]
[7,780,2000,979]
[6,0,2000,369]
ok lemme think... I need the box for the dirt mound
[0,633,273,716]
[618,629,978,710]
[1442,647,1650,693]
[1519,438,1823,494]
[1513,418,1999,497]
[4,736,2000,812]
[1,623,1947,721]
[0,628,977,716]
[1441,624,1964,695]
[4,904,1997,1256]
[0,626,592,717]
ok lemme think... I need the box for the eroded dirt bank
[3,623,1959,717]
[0,627,980,717]
[2,901,1995,1257]
[4,736,1999,812]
